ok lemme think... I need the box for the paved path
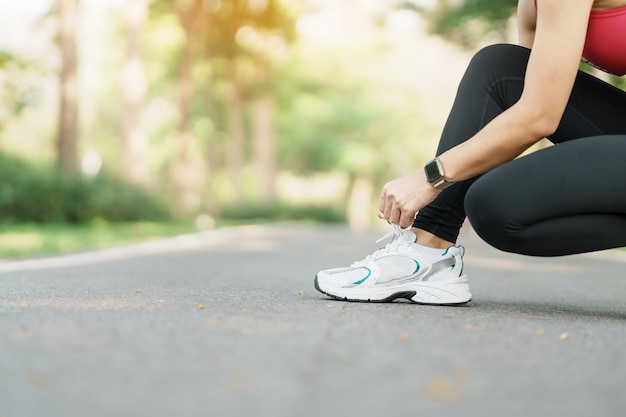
[1,223,625,417]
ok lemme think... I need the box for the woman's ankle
[412,228,455,249]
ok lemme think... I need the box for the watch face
[424,159,442,182]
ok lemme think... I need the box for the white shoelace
[353,225,412,264]
[375,224,403,244]
[360,224,464,265]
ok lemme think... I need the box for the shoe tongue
[400,229,417,243]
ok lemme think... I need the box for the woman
[314,0,626,305]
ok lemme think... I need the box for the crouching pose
[315,0,626,304]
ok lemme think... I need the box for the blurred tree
[251,92,276,203]
[166,0,204,212]
[410,0,518,49]
[0,52,41,137]
[197,0,295,203]
[151,0,296,209]
[122,0,149,184]
[412,0,626,91]
[275,64,404,230]
[57,0,80,173]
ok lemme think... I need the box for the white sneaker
[314,225,472,305]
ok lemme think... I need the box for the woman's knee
[470,44,530,66]
[464,176,518,253]
[466,44,531,78]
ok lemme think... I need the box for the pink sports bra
[534,0,626,75]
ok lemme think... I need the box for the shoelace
[375,223,403,244]
[354,224,411,264]
[372,224,466,257]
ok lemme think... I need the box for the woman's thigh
[465,135,626,256]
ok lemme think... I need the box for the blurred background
[0,0,531,256]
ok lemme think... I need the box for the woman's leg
[465,135,626,256]
[413,44,531,243]
[414,43,626,246]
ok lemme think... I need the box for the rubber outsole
[314,276,471,306]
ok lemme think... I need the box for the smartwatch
[424,157,454,190]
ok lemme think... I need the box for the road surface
[1,223,625,417]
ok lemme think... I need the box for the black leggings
[413,44,626,256]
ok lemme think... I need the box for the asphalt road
[1,223,625,417]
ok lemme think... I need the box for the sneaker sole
[314,275,472,306]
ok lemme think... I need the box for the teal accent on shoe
[353,268,372,285]
[413,259,420,274]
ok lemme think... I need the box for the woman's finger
[399,209,416,229]
[389,207,402,225]
[383,197,395,221]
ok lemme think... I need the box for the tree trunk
[204,95,223,215]
[226,59,246,203]
[57,0,80,173]
[122,0,148,184]
[176,11,194,164]
[347,173,374,232]
[169,0,203,214]
[251,93,276,202]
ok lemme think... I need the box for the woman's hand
[377,169,441,228]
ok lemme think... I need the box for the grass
[0,221,203,260]
[0,203,349,260]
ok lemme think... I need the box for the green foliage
[0,50,42,130]
[86,175,170,222]
[609,75,626,90]
[0,152,170,224]
[432,0,517,27]
[221,201,345,223]
[0,51,15,69]
[274,61,399,176]
[0,221,198,259]
[419,0,518,48]
[278,90,392,174]
[2,0,479,227]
